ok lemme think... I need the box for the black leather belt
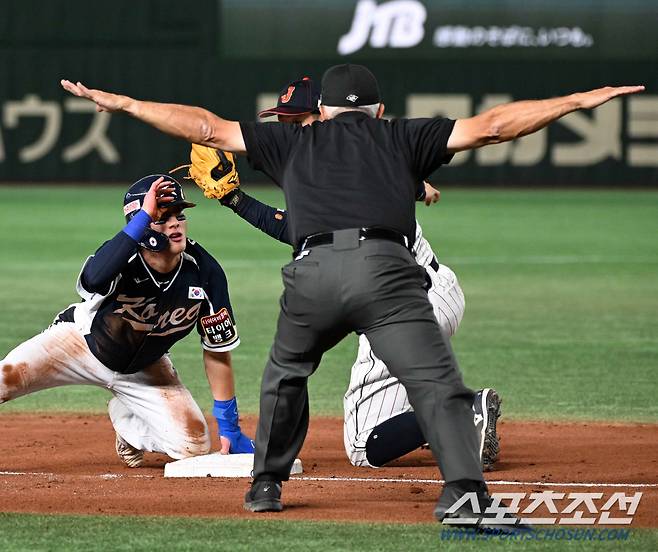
[296,227,409,255]
[429,256,440,272]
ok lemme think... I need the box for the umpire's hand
[423,181,441,206]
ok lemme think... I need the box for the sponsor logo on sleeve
[200,308,237,345]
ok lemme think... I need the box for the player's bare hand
[142,177,175,220]
[423,181,441,206]
[576,85,645,110]
[60,80,131,113]
[219,435,231,455]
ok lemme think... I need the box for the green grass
[1,187,657,549]
[0,186,657,421]
[0,513,655,552]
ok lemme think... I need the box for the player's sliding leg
[362,411,425,466]
[0,322,115,403]
[0,323,210,468]
[343,333,420,467]
[344,334,502,469]
[108,355,211,467]
[347,391,501,469]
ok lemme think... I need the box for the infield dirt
[0,415,656,526]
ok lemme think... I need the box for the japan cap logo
[280,86,295,104]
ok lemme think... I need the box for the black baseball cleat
[244,480,283,512]
[473,388,502,471]
[434,480,532,535]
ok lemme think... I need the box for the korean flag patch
[188,286,205,300]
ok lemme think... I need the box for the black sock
[365,411,426,467]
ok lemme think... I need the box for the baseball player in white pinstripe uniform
[343,221,500,468]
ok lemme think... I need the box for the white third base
[164,453,303,478]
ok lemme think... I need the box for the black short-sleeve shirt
[240,112,455,248]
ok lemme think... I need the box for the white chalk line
[0,471,154,480]
[0,470,655,488]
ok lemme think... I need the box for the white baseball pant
[0,322,210,460]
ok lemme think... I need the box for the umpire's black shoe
[434,480,532,534]
[244,480,283,512]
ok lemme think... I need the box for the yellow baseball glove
[185,144,240,200]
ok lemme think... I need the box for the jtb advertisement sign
[1,0,656,184]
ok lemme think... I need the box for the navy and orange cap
[258,77,321,118]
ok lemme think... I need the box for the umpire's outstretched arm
[61,79,643,155]
[60,80,247,154]
[447,85,644,152]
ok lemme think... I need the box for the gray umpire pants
[253,229,484,484]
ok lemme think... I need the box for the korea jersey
[56,239,239,373]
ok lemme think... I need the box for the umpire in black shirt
[62,68,643,530]
[237,65,483,513]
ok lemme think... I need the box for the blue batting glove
[212,397,255,454]
[222,429,255,453]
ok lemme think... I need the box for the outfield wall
[1,0,656,185]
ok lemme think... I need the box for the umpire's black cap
[320,64,381,107]
[259,77,320,118]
